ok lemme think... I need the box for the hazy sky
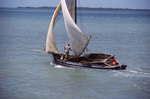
[0,0,150,9]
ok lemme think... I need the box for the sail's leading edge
[46,3,61,53]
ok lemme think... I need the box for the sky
[0,0,150,9]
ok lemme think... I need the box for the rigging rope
[49,54,54,61]
[78,0,85,32]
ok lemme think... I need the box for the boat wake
[113,68,150,78]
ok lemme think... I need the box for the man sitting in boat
[64,43,72,61]
[111,57,118,65]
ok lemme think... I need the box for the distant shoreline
[16,6,150,11]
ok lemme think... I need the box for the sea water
[0,8,150,99]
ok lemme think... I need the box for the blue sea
[0,8,150,99]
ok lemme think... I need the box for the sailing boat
[45,0,127,70]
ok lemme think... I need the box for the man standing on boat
[64,43,72,61]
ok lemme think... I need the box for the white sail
[61,0,90,57]
[46,3,61,53]
[66,0,75,21]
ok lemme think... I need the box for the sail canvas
[46,3,61,53]
[61,0,89,57]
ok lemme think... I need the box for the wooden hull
[51,53,127,70]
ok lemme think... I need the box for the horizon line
[0,6,150,11]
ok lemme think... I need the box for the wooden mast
[75,0,77,24]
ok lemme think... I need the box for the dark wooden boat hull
[51,53,127,70]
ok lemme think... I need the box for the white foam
[55,65,66,68]
[54,64,74,69]
[113,69,150,78]
[50,62,54,65]
[129,70,138,74]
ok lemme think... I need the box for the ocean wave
[32,49,43,52]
